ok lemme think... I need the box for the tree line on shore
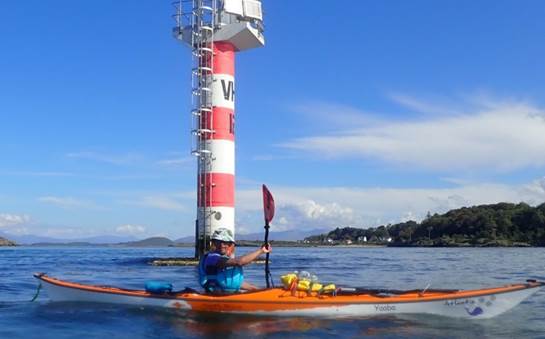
[305,202,545,247]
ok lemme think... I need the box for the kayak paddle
[262,184,275,288]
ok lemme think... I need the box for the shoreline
[5,242,539,248]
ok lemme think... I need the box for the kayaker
[199,227,272,293]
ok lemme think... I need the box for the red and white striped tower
[198,41,236,240]
[174,0,264,257]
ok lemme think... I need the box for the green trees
[304,202,545,246]
[405,202,545,246]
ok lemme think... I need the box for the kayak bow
[33,273,543,319]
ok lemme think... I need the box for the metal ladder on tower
[192,0,217,254]
[172,0,218,256]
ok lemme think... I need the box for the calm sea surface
[1,246,544,338]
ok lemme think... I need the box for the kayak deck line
[33,273,195,300]
[33,273,544,318]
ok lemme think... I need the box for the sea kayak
[34,273,543,319]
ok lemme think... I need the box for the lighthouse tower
[173,0,265,257]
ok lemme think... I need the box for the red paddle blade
[262,184,275,224]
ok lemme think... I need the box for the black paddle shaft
[264,222,271,288]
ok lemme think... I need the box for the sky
[1,0,545,240]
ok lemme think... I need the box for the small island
[304,202,545,247]
[0,237,17,247]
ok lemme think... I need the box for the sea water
[1,246,544,338]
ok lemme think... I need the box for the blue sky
[1,0,545,239]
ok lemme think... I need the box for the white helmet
[211,228,235,243]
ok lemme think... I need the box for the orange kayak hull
[34,273,543,319]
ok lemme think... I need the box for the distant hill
[1,228,328,247]
[0,236,16,246]
[1,234,137,245]
[119,237,176,247]
[175,228,331,243]
[30,242,95,247]
[238,228,331,241]
[175,235,195,243]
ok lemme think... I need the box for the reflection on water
[140,308,424,338]
[172,313,325,337]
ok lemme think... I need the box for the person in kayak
[199,227,272,293]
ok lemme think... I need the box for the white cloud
[7,177,543,237]
[291,101,379,129]
[388,93,462,115]
[283,97,545,172]
[0,213,30,228]
[274,200,356,231]
[116,224,146,235]
[5,227,30,235]
[38,196,97,209]
[234,178,545,232]
[519,177,545,205]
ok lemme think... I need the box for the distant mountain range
[119,237,176,247]
[175,228,331,243]
[0,231,137,245]
[0,228,330,246]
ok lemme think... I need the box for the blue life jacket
[198,252,244,293]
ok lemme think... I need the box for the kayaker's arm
[223,244,271,267]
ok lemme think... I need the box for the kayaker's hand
[261,243,272,254]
